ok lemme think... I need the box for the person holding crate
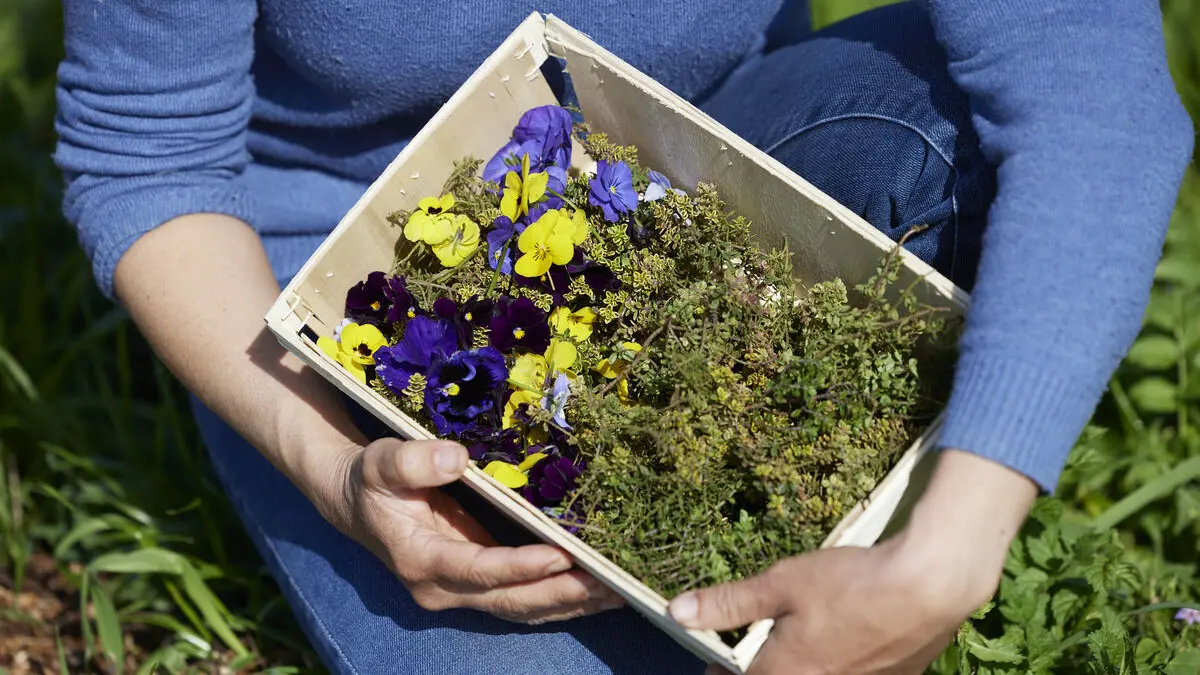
[53,0,1192,673]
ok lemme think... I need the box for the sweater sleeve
[921,0,1194,490]
[54,1,258,300]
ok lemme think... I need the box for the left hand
[668,449,1039,675]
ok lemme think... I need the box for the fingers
[421,535,574,589]
[669,571,784,632]
[361,437,467,491]
[459,569,621,621]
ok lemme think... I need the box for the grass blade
[89,547,186,576]
[1092,455,1200,530]
[55,628,70,675]
[91,581,125,675]
[179,560,250,657]
[0,344,37,401]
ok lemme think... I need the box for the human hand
[328,436,624,624]
[668,450,1038,675]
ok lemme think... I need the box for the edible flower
[595,341,643,403]
[431,214,480,267]
[404,194,456,245]
[500,154,549,222]
[549,306,596,341]
[503,388,543,429]
[523,455,584,507]
[345,271,391,326]
[588,160,638,222]
[514,208,585,278]
[543,373,572,429]
[316,322,387,384]
[382,275,418,323]
[484,105,573,184]
[489,297,551,354]
[1177,608,1200,626]
[483,461,529,489]
[486,216,520,275]
[643,169,673,202]
[374,316,458,393]
[425,347,508,436]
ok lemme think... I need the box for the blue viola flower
[425,347,509,436]
[487,216,520,275]
[643,169,672,202]
[543,373,572,430]
[374,316,457,393]
[588,160,638,222]
[483,107,574,185]
[488,296,551,353]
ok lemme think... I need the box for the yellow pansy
[483,461,529,489]
[404,193,456,245]
[518,452,548,472]
[514,209,575,278]
[594,341,642,379]
[500,154,549,221]
[510,354,548,392]
[566,208,589,245]
[544,338,577,372]
[549,306,596,341]
[431,214,480,267]
[316,322,387,384]
[503,389,543,429]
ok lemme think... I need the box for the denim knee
[702,1,994,289]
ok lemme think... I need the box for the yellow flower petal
[549,307,572,334]
[518,452,548,472]
[510,354,548,391]
[483,461,529,489]
[503,390,543,429]
[524,170,549,206]
[514,252,552,278]
[500,186,519,221]
[437,193,456,212]
[548,231,575,266]
[404,211,431,243]
[569,308,596,341]
[545,339,577,371]
[417,196,441,212]
[317,336,339,361]
[570,208,589,245]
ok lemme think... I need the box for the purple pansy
[588,160,638,222]
[515,248,621,305]
[383,275,418,323]
[488,297,551,353]
[345,271,390,326]
[425,347,508,436]
[523,455,585,507]
[433,296,495,348]
[512,105,573,166]
[374,316,457,393]
[466,427,523,464]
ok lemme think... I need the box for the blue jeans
[196,4,993,673]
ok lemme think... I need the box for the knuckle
[411,588,451,612]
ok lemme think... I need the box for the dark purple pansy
[466,427,523,463]
[383,275,418,323]
[588,160,638,222]
[425,347,509,436]
[345,271,390,326]
[523,455,585,507]
[565,250,622,295]
[488,297,551,353]
[374,316,457,394]
[433,296,495,348]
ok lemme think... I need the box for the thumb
[668,572,785,632]
[361,437,468,492]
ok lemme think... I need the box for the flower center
[442,383,461,396]
[513,328,526,340]
[533,243,551,260]
[609,184,617,194]
[356,343,372,357]
[370,301,382,311]
[465,312,473,322]
[428,206,443,215]
[407,309,416,319]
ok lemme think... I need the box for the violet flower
[425,347,508,437]
[543,373,572,429]
[643,169,672,202]
[345,271,390,326]
[383,275,418,323]
[487,216,520,275]
[512,105,573,168]
[433,296,495,348]
[1177,608,1200,625]
[523,455,584,507]
[489,297,551,353]
[467,427,523,464]
[588,160,638,222]
[374,316,457,393]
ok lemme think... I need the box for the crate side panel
[274,13,561,332]
[545,18,966,314]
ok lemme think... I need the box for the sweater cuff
[937,351,1105,492]
[80,181,255,301]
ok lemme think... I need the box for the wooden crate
[264,13,968,673]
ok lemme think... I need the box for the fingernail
[436,444,464,475]
[669,593,698,624]
[545,556,573,574]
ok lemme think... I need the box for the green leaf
[55,629,70,675]
[54,517,115,558]
[178,560,249,657]
[1156,255,1200,287]
[88,547,186,576]
[1126,335,1180,370]
[0,345,37,401]
[90,582,125,675]
[1166,649,1200,675]
[964,635,1026,665]
[1129,377,1178,414]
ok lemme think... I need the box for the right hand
[330,437,624,624]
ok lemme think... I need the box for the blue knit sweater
[54,0,1193,491]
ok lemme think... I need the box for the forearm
[113,213,363,521]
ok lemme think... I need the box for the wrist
[890,449,1038,613]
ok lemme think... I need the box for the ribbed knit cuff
[82,181,255,301]
[937,351,1105,492]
